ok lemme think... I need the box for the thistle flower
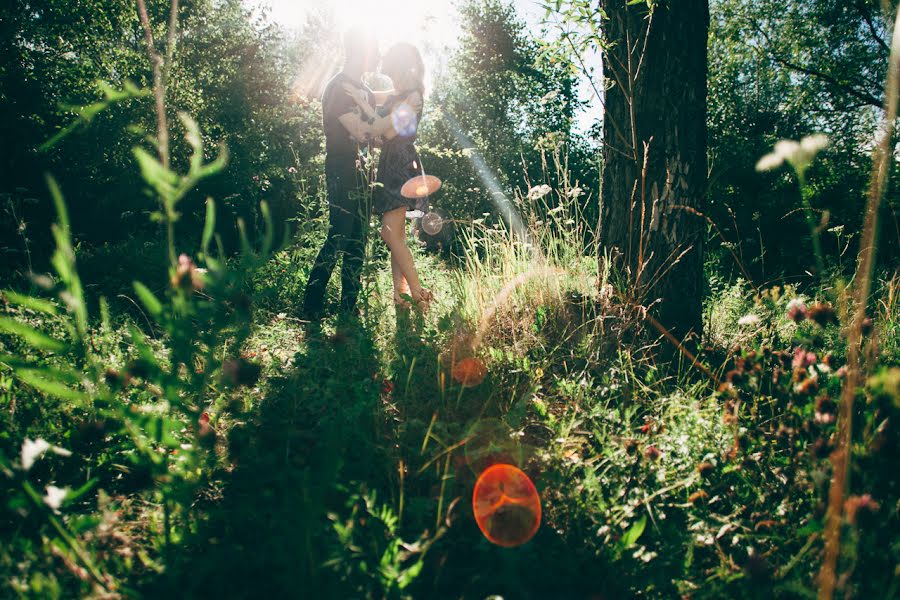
[644,445,661,461]
[792,347,817,370]
[786,298,807,323]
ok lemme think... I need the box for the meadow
[1,0,898,598]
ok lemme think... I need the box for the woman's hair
[381,43,425,95]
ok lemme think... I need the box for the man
[301,27,380,321]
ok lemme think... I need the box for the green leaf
[2,291,59,315]
[65,478,98,505]
[622,514,646,548]
[0,318,67,352]
[133,147,178,203]
[133,282,163,317]
[18,370,88,402]
[46,175,70,234]
[201,198,216,256]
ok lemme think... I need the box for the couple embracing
[301,28,433,321]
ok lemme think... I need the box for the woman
[343,42,434,311]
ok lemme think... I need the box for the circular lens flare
[391,102,418,137]
[401,174,442,199]
[452,357,486,387]
[421,211,444,235]
[472,464,541,547]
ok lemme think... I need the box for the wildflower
[171,254,205,291]
[644,445,661,461]
[806,302,837,327]
[755,134,829,176]
[527,184,552,200]
[794,372,819,395]
[786,298,807,323]
[737,314,761,327]
[844,494,880,525]
[568,186,583,198]
[198,412,212,437]
[21,438,71,471]
[43,485,69,513]
[792,347,817,370]
[287,166,297,174]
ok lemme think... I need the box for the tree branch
[750,19,884,110]
[857,0,891,54]
[136,0,170,168]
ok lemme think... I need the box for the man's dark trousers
[301,164,367,316]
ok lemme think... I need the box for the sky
[245,0,601,134]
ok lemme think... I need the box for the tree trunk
[599,0,709,342]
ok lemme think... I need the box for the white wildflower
[21,439,50,471]
[43,485,69,513]
[737,314,761,327]
[527,184,552,200]
[21,438,71,471]
[756,134,829,175]
[568,186,584,198]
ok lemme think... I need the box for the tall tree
[598,0,709,340]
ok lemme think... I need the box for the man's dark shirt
[321,72,374,176]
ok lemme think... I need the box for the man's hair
[343,26,378,67]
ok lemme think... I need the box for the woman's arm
[340,91,423,141]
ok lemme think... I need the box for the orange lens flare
[401,174,442,199]
[472,464,541,547]
[451,357,486,387]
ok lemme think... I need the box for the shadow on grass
[145,317,389,598]
[144,306,615,599]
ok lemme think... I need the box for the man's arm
[338,92,422,141]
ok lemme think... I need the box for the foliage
[1,0,899,598]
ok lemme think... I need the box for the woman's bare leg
[391,253,409,305]
[381,208,430,304]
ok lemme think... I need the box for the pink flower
[792,347,817,369]
[288,167,297,174]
